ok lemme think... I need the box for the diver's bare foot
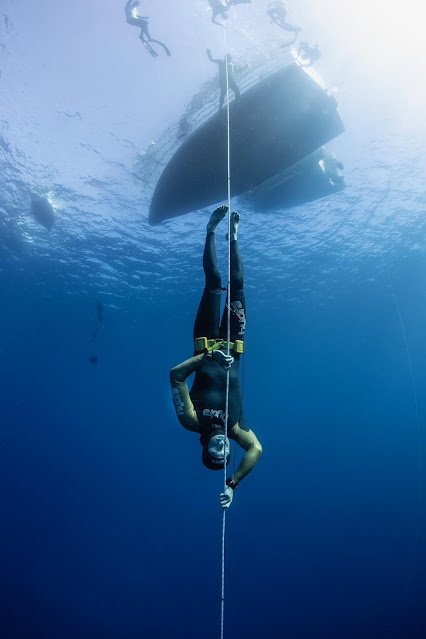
[225,211,240,241]
[207,205,228,233]
[226,210,239,241]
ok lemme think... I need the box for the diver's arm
[125,0,134,21]
[229,426,262,483]
[170,354,204,432]
[170,353,205,383]
[206,49,220,64]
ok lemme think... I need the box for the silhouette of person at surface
[266,1,301,33]
[319,149,344,186]
[125,0,171,57]
[208,0,229,25]
[297,42,321,67]
[207,49,241,111]
[89,301,103,365]
[207,0,252,26]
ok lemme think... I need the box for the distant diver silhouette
[31,195,55,231]
[89,301,103,364]
[207,0,252,26]
[207,49,241,112]
[208,0,229,25]
[125,0,171,57]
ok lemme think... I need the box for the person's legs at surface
[219,86,227,111]
[147,36,171,55]
[193,207,228,342]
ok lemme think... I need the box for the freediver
[207,0,252,26]
[207,49,241,112]
[266,1,301,33]
[124,0,171,57]
[208,0,230,25]
[297,42,321,67]
[170,207,262,509]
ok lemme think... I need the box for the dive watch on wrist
[226,478,239,490]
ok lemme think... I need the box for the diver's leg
[193,209,228,341]
[219,212,246,343]
[281,33,298,48]
[219,88,226,111]
[230,79,241,101]
[148,37,171,56]
[140,33,159,56]
[278,21,301,32]
[126,16,143,27]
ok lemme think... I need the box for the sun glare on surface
[319,0,426,114]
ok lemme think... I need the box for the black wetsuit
[208,55,241,111]
[190,232,247,434]
[219,61,240,109]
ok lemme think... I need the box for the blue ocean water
[1,1,426,638]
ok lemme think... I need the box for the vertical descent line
[221,24,232,639]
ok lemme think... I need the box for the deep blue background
[1,1,426,638]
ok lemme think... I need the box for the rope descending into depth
[221,24,232,639]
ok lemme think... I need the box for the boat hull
[149,63,345,225]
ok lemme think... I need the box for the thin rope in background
[379,249,423,587]
[221,23,232,639]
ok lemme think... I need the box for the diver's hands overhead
[220,486,234,509]
[213,349,234,370]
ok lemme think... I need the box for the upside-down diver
[124,0,171,57]
[170,207,262,509]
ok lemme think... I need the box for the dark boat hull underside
[243,148,345,211]
[149,64,344,225]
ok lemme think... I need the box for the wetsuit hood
[200,429,231,470]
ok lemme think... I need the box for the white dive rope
[221,24,232,639]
